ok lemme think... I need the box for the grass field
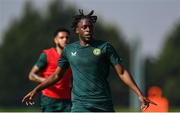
[0,107,40,112]
[0,106,180,112]
[115,106,180,112]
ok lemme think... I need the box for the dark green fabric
[58,40,123,112]
[71,102,114,112]
[35,53,47,69]
[40,95,72,112]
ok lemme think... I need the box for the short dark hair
[53,27,70,38]
[71,9,97,32]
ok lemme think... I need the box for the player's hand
[138,96,157,111]
[22,90,36,106]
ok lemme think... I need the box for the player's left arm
[114,64,157,111]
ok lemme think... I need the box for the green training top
[58,40,123,111]
[35,53,47,69]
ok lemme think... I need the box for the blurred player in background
[27,27,72,112]
[144,86,168,112]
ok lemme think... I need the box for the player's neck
[79,38,93,46]
[80,40,89,46]
[55,46,62,55]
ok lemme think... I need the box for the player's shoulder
[94,39,106,43]
[67,41,79,47]
[43,47,54,51]
[64,41,79,49]
[93,40,112,47]
[43,47,55,53]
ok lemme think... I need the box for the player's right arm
[28,53,47,83]
[28,65,45,83]
[22,66,65,105]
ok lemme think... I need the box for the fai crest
[93,48,101,56]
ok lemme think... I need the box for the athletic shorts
[40,95,71,112]
[71,100,114,112]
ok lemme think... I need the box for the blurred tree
[0,1,44,106]
[0,0,130,108]
[146,21,180,107]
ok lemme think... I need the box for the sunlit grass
[0,107,40,112]
[0,106,179,112]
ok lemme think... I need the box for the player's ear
[75,27,79,34]
[54,37,57,44]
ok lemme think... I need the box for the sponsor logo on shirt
[71,51,77,56]
[93,48,101,56]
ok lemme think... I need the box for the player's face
[76,18,93,42]
[54,31,69,48]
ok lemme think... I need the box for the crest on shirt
[93,48,101,56]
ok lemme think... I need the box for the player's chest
[67,47,106,65]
